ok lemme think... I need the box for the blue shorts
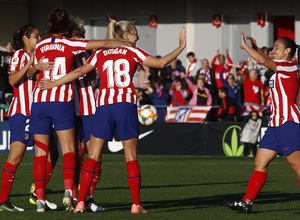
[91,102,139,141]
[75,114,94,143]
[9,114,34,146]
[259,121,300,156]
[30,101,75,135]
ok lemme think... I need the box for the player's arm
[240,32,276,72]
[143,27,186,68]
[9,59,32,86]
[86,40,130,50]
[38,63,95,90]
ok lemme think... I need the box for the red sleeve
[211,56,218,70]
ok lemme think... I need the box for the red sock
[0,162,17,203]
[33,155,47,201]
[242,170,267,202]
[73,154,82,200]
[78,158,97,203]
[127,160,141,205]
[88,161,101,197]
[34,161,53,195]
[62,152,75,192]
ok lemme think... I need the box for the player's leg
[285,150,300,184]
[225,148,277,213]
[33,134,50,212]
[74,135,105,213]
[0,141,26,212]
[73,116,84,202]
[0,114,32,211]
[85,139,104,212]
[30,133,59,210]
[56,127,76,212]
[73,139,84,202]
[115,102,147,213]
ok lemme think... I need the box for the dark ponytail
[13,25,37,50]
[279,37,298,62]
[47,8,70,37]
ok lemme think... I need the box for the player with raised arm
[225,32,300,213]
[39,18,186,213]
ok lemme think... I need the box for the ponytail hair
[70,17,85,38]
[13,25,37,50]
[106,18,135,46]
[47,8,70,37]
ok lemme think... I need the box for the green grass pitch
[0,154,299,220]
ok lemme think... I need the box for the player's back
[87,46,149,106]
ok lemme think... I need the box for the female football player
[225,32,300,213]
[38,18,186,213]
[70,17,103,212]
[0,25,57,212]
[30,8,129,212]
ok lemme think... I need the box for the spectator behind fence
[169,80,190,106]
[136,88,153,106]
[217,86,239,122]
[184,75,212,106]
[146,75,168,122]
[240,110,262,157]
[211,48,233,89]
[220,66,242,107]
[243,69,264,109]
[186,52,201,81]
[165,58,186,93]
[197,59,217,101]
[133,64,150,89]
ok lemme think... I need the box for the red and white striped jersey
[72,51,96,116]
[8,49,36,117]
[33,36,88,103]
[269,60,300,127]
[87,46,149,106]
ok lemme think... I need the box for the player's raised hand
[179,26,186,49]
[240,32,247,49]
[245,36,258,50]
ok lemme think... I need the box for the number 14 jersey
[87,46,149,106]
[33,36,88,103]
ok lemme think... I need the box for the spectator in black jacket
[217,86,239,122]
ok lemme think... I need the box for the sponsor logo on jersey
[269,79,274,89]
[11,57,19,67]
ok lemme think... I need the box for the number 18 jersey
[87,46,149,106]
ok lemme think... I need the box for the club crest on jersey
[11,57,19,67]
[269,79,274,89]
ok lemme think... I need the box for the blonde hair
[106,18,135,46]
[71,17,85,38]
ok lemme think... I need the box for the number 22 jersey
[87,46,149,106]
